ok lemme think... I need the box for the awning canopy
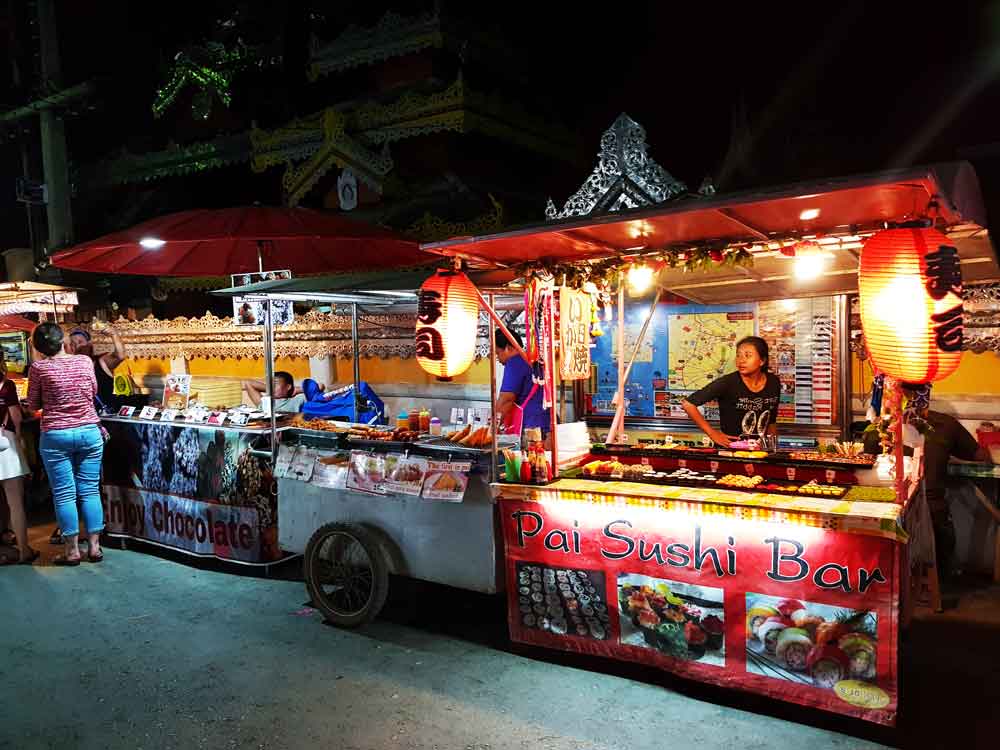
[422,162,996,303]
[0,282,79,315]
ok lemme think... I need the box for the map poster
[559,287,592,380]
[667,312,754,392]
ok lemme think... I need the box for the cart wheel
[304,522,389,628]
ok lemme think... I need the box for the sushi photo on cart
[618,574,726,667]
[745,594,878,690]
[515,563,610,641]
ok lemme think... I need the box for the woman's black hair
[32,322,64,357]
[736,335,770,372]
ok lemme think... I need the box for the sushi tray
[516,563,611,641]
[618,576,725,665]
[745,596,879,691]
[577,461,848,499]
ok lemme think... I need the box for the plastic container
[429,417,442,436]
[396,411,409,430]
[409,409,421,431]
[419,409,431,432]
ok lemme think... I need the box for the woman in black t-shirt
[681,336,780,448]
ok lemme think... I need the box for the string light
[626,263,655,296]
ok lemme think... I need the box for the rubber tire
[304,522,389,628]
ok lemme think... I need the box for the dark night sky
[3,0,1000,250]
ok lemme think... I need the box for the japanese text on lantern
[560,287,592,380]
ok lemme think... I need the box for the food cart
[412,161,995,727]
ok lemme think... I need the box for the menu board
[559,287,592,380]
[384,453,429,496]
[588,297,839,427]
[757,298,837,426]
[346,451,387,494]
[421,459,471,502]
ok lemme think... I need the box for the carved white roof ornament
[545,113,687,220]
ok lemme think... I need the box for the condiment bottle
[429,417,442,436]
[519,453,532,483]
[419,409,431,432]
[409,409,421,431]
[396,411,409,430]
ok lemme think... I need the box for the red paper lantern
[415,269,480,380]
[858,226,963,383]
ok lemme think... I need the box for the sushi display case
[495,477,905,726]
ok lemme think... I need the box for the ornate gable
[545,113,687,220]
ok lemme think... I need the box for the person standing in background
[0,353,36,564]
[68,327,127,411]
[28,323,106,566]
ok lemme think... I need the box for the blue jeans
[40,424,105,537]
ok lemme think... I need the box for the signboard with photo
[231,270,294,327]
[162,374,191,410]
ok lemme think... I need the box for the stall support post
[607,287,660,444]
[548,289,559,476]
[263,297,277,461]
[351,302,361,423]
[608,284,626,444]
[488,292,498,482]
[471,286,530,363]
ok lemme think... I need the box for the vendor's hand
[709,430,738,448]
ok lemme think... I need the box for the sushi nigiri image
[790,609,825,637]
[775,599,805,618]
[775,627,814,671]
[684,621,708,660]
[700,614,724,651]
[837,632,877,680]
[757,616,794,654]
[655,622,688,658]
[746,603,780,640]
[807,644,850,688]
[638,608,661,629]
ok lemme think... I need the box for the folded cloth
[301,381,385,425]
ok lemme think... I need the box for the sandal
[86,551,104,563]
[52,553,81,567]
[0,529,15,546]
[0,549,18,565]
[49,529,63,545]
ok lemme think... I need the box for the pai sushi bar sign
[499,498,900,726]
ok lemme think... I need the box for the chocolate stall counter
[494,477,904,726]
[100,415,285,564]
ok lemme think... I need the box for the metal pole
[607,284,627,444]
[263,297,277,461]
[488,293,498,483]
[836,294,852,441]
[548,290,559,477]
[351,302,361,423]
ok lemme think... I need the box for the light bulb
[140,237,166,249]
[793,253,826,280]
[626,264,655,296]
[799,208,821,221]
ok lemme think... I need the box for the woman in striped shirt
[27,322,105,565]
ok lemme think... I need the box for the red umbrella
[50,206,427,277]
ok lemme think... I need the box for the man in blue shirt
[495,329,549,436]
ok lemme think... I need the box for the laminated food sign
[499,496,900,726]
[559,287,592,380]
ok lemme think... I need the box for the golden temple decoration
[404,194,504,243]
[81,310,490,361]
[308,9,444,80]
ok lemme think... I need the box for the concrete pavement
[0,534,899,750]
